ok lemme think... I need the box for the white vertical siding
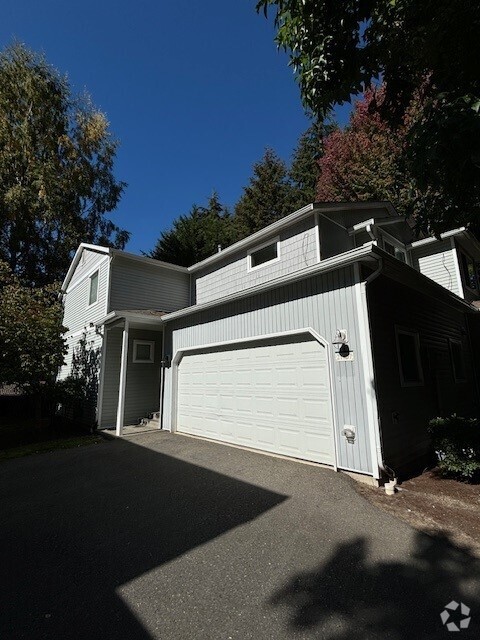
[411,240,462,296]
[163,267,373,475]
[193,216,319,305]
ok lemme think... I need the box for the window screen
[250,242,278,268]
[89,271,99,306]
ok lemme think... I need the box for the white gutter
[162,244,377,322]
[95,310,165,328]
[407,227,466,250]
[187,201,396,273]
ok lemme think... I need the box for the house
[59,202,480,482]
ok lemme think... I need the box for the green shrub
[428,415,480,481]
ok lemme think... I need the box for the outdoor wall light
[161,354,171,367]
[341,425,356,444]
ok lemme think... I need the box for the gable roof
[187,201,398,273]
[61,243,188,293]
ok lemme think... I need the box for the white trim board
[169,327,339,472]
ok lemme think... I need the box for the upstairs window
[248,238,280,270]
[383,238,407,263]
[88,270,99,306]
[449,339,467,383]
[395,327,424,386]
[460,252,478,290]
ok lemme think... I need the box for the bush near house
[428,416,480,481]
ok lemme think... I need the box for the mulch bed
[356,470,480,556]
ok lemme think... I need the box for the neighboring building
[59,202,480,481]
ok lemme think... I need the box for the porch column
[116,319,129,436]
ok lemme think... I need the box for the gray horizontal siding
[99,327,163,428]
[109,257,190,312]
[411,240,461,296]
[99,328,122,428]
[193,216,319,305]
[58,254,109,382]
[163,266,373,475]
[69,248,107,288]
[368,273,478,473]
[63,256,109,335]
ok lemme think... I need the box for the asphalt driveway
[1,431,479,640]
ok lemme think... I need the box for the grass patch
[0,434,102,461]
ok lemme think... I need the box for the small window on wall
[133,340,155,363]
[460,252,478,290]
[248,238,279,270]
[395,327,424,386]
[88,271,99,306]
[384,240,407,263]
[449,339,467,383]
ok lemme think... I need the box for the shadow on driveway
[270,531,480,639]
[0,436,286,639]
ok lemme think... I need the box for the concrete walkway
[1,431,479,639]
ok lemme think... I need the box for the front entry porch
[95,310,165,435]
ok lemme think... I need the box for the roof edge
[187,201,397,273]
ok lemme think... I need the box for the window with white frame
[248,238,280,270]
[382,235,408,263]
[88,270,99,306]
[449,339,467,383]
[460,251,479,290]
[395,327,424,386]
[133,340,155,363]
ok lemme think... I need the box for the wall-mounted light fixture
[341,425,356,444]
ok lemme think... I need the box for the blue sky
[2,1,351,254]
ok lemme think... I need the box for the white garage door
[176,335,335,465]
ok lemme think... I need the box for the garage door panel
[177,336,334,465]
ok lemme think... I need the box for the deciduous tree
[0,260,67,399]
[257,0,480,235]
[0,43,128,286]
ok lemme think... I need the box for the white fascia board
[61,243,110,292]
[407,228,466,250]
[188,203,315,273]
[95,310,164,328]
[111,250,188,273]
[162,244,376,322]
[188,201,397,274]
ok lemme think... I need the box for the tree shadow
[0,436,286,639]
[270,531,480,639]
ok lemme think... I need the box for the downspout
[362,258,397,481]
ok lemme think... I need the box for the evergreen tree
[149,192,234,267]
[289,121,337,209]
[234,148,296,239]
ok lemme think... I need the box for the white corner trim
[354,263,382,479]
[450,237,465,299]
[169,327,339,472]
[314,211,321,263]
[116,319,129,436]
